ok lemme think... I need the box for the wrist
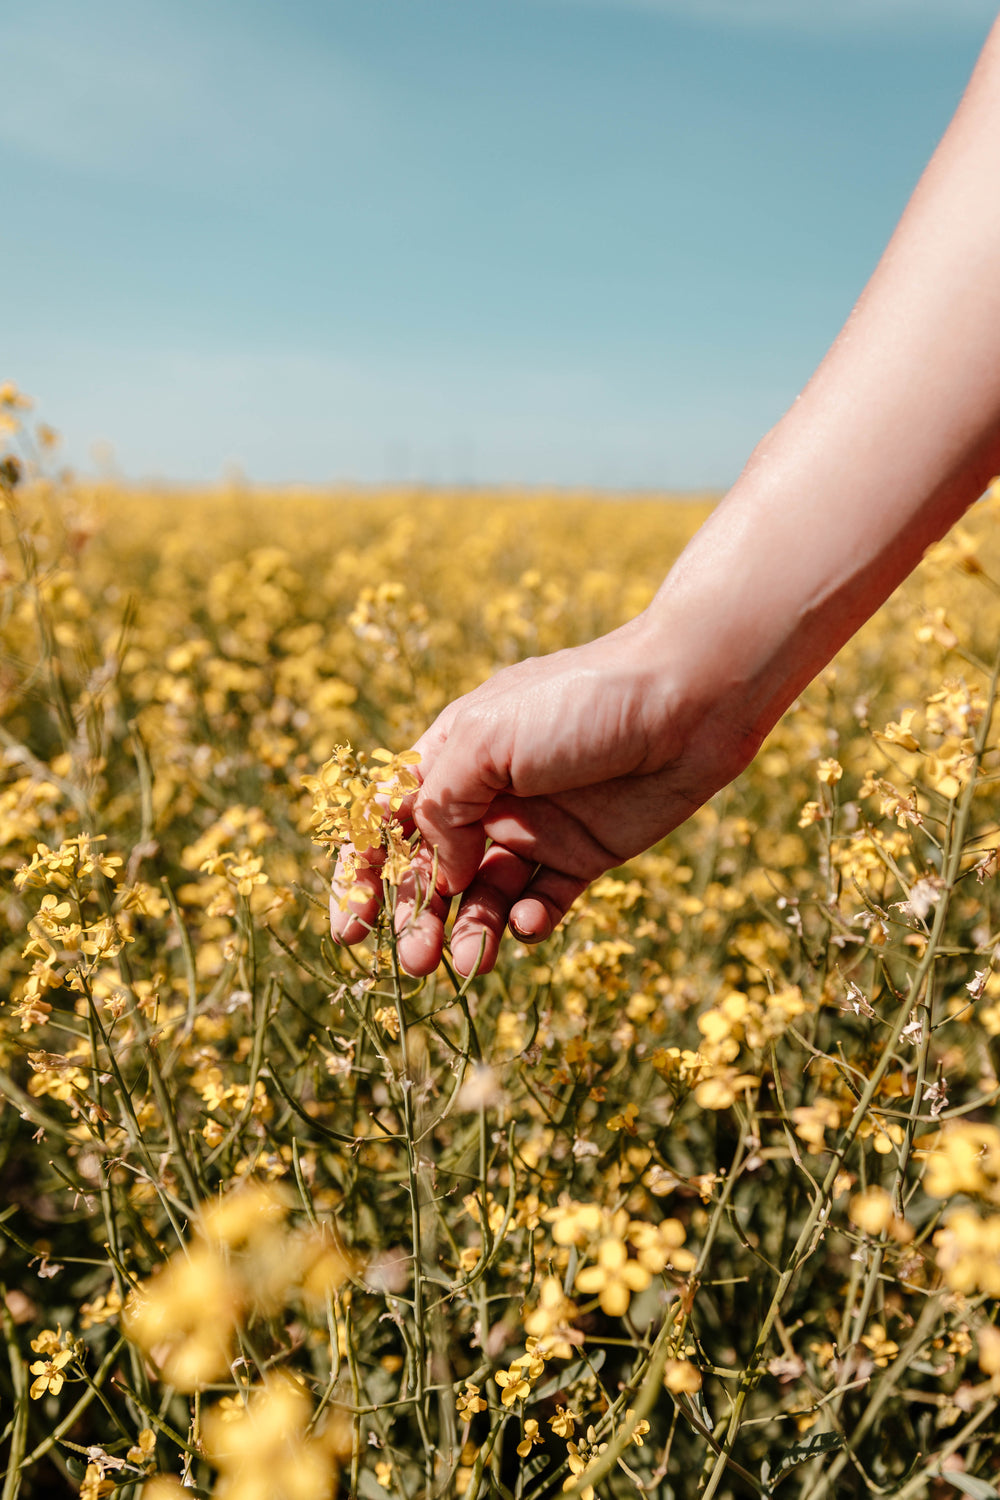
[618,597,772,782]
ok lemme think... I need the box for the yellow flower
[978,1325,1000,1377]
[29,1327,63,1355]
[550,1405,577,1438]
[858,1116,905,1156]
[923,1123,1000,1200]
[816,758,843,785]
[548,1196,603,1247]
[126,1427,157,1467]
[622,1409,650,1446]
[664,1359,702,1394]
[123,1245,238,1390]
[850,1188,889,1234]
[80,1287,124,1330]
[915,607,958,648]
[29,1347,72,1398]
[134,1480,188,1500]
[212,1394,250,1424]
[561,1426,607,1500]
[373,1006,401,1040]
[511,1337,547,1380]
[79,1461,115,1500]
[607,1101,639,1134]
[374,1459,393,1488]
[457,1382,487,1420]
[199,1181,289,1248]
[563,1471,595,1500]
[494,1366,531,1406]
[215,848,269,897]
[790,1099,840,1153]
[575,1237,651,1318]
[202,1377,342,1500]
[934,1209,1000,1296]
[33,894,73,931]
[693,1065,759,1111]
[874,709,920,751]
[860,1322,899,1368]
[516,1418,543,1458]
[925,736,974,799]
[628,1218,697,1275]
[523,1276,579,1358]
[0,380,32,408]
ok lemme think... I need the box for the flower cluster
[5,395,1000,1494]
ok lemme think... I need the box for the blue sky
[3,0,997,488]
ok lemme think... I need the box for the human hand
[329,611,760,976]
[337,11,1000,978]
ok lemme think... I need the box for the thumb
[411,707,510,897]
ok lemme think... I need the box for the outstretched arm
[332,16,1000,977]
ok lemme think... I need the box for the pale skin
[332,16,1000,978]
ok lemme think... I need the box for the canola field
[4,383,1000,1499]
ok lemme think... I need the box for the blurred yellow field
[5,391,1000,1497]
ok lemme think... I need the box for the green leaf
[774,1430,843,1479]
[534,1346,605,1401]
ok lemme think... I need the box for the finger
[413,709,511,897]
[449,845,536,976]
[393,864,452,977]
[329,843,386,944]
[401,706,457,826]
[509,867,588,943]
[482,794,618,881]
[409,702,459,767]
[414,784,490,900]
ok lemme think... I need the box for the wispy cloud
[8,338,769,489]
[0,0,381,188]
[542,0,998,33]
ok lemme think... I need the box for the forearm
[336,18,1000,973]
[646,15,1000,748]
